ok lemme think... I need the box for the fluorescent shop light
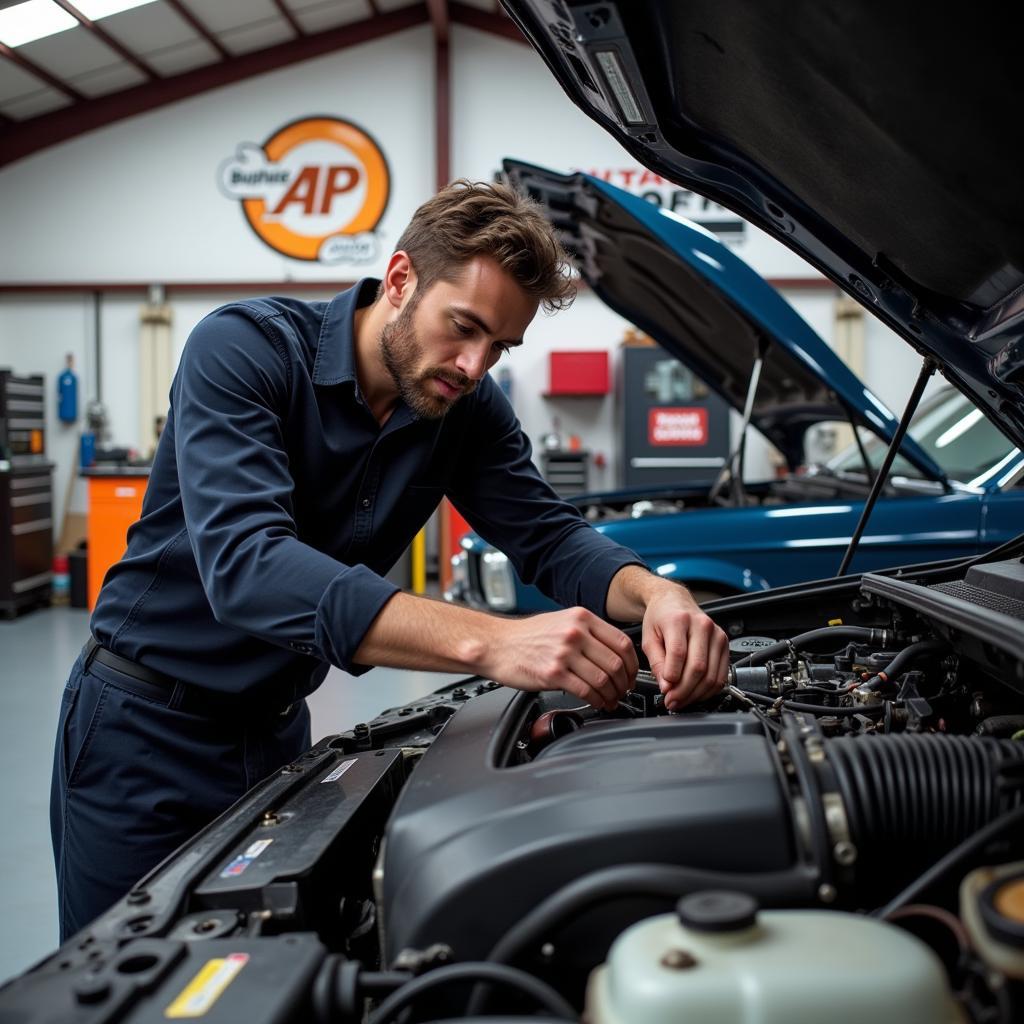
[0,0,76,47]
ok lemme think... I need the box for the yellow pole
[411,528,427,594]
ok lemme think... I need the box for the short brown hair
[393,179,576,313]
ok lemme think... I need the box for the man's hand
[640,585,729,710]
[605,566,729,711]
[484,607,639,710]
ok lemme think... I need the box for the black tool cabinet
[0,371,54,617]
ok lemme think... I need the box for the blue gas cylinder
[58,357,78,423]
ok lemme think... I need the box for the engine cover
[380,690,796,962]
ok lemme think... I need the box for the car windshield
[827,388,1017,484]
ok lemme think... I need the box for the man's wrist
[606,564,690,621]
[456,631,490,676]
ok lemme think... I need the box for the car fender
[648,556,771,595]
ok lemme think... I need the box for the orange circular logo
[219,117,390,264]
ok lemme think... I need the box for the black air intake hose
[825,735,1024,889]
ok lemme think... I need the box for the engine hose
[312,958,415,1022]
[857,639,949,692]
[366,962,576,1023]
[977,715,1024,738]
[824,734,1024,887]
[735,626,885,667]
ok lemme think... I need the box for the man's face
[379,255,538,419]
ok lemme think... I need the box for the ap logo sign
[219,116,390,264]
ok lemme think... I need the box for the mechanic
[50,180,730,940]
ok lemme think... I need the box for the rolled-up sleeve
[173,308,398,673]
[448,380,645,618]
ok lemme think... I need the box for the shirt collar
[312,277,380,386]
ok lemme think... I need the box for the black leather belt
[81,637,295,720]
[84,636,179,689]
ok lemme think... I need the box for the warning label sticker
[219,838,273,879]
[164,952,249,1018]
[320,758,357,784]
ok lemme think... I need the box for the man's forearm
[353,591,500,675]
[604,564,695,622]
[352,590,640,711]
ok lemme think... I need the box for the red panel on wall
[547,351,610,395]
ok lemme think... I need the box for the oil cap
[677,891,759,933]
[729,636,777,657]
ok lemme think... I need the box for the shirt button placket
[354,462,379,546]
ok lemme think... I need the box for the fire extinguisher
[58,352,78,423]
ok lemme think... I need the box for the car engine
[2,549,1023,1022]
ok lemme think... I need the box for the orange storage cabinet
[85,471,149,610]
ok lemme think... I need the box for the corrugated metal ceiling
[0,0,515,166]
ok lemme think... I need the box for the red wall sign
[648,407,709,446]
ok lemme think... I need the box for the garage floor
[0,606,464,983]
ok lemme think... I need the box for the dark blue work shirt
[92,279,643,703]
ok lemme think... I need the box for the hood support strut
[710,337,770,506]
[837,357,937,577]
[843,400,876,484]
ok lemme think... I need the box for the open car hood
[501,1,1024,451]
[506,158,944,477]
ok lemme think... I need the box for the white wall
[505,291,633,488]
[863,314,946,412]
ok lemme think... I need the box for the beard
[379,299,477,419]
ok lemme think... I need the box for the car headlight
[444,551,470,603]
[450,551,469,587]
[480,550,515,612]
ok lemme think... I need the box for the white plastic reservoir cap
[586,892,964,1024]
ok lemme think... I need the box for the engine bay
[3,551,1023,1022]
[577,467,940,523]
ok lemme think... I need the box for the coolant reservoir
[586,891,963,1024]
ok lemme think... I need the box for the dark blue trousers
[50,651,311,942]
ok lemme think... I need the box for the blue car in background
[449,162,1024,613]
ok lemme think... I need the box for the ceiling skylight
[0,0,159,47]
[0,0,76,47]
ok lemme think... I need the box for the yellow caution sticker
[827,618,844,626]
[164,953,249,1018]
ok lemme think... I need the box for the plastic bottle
[51,555,70,605]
